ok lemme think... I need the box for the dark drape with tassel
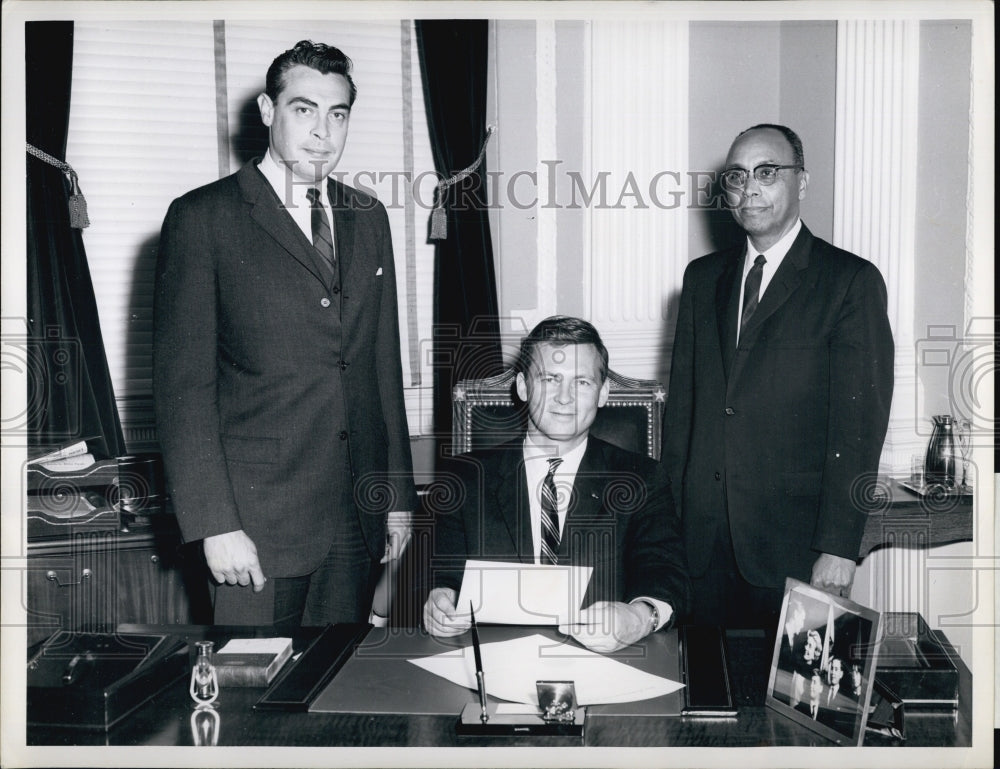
[415,20,504,445]
[26,21,125,459]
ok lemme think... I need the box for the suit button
[338,360,348,370]
[714,472,721,481]
[320,297,331,308]
[339,431,349,440]
[725,407,735,415]
[332,286,341,294]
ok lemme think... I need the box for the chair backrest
[451,368,665,459]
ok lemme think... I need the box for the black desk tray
[874,612,959,710]
[27,630,189,730]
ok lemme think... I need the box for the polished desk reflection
[27,622,970,749]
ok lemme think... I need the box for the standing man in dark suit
[423,316,689,652]
[153,41,416,631]
[663,124,894,630]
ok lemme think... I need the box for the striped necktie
[540,457,563,565]
[306,187,337,277]
[740,253,767,333]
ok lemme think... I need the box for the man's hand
[380,510,412,564]
[203,530,266,592]
[810,553,857,598]
[423,587,471,637]
[558,601,651,653]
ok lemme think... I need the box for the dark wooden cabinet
[26,517,211,648]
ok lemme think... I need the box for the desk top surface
[25,623,971,750]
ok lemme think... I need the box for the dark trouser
[688,520,785,634]
[211,521,379,634]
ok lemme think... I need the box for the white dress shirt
[521,435,672,630]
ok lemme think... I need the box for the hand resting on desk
[559,601,653,653]
[424,587,471,636]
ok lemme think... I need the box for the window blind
[66,20,435,447]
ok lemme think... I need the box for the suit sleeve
[371,201,418,513]
[623,458,691,620]
[153,196,242,544]
[811,261,894,559]
[661,261,696,506]
[426,455,479,593]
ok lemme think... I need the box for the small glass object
[955,417,973,490]
[189,640,219,706]
[909,454,925,486]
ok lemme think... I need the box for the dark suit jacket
[153,161,417,577]
[663,224,894,588]
[430,437,690,619]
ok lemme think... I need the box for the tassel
[427,124,495,242]
[26,143,91,229]
[67,171,90,229]
[430,204,448,240]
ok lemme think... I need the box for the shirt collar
[745,217,802,263]
[258,149,327,209]
[523,433,588,475]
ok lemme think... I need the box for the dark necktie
[740,253,767,333]
[306,187,337,277]
[540,457,563,565]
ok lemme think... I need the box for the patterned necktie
[740,253,767,332]
[306,187,337,277]
[540,457,564,565]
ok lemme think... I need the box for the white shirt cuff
[630,596,673,632]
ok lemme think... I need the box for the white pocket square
[376,267,383,276]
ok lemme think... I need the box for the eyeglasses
[720,164,803,190]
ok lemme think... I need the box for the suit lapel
[738,226,813,347]
[239,162,329,285]
[559,441,606,561]
[328,178,355,282]
[715,247,744,378]
[492,447,533,563]
[727,225,813,388]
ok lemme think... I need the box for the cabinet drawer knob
[45,568,92,586]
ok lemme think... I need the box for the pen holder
[456,681,586,736]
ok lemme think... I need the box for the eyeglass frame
[720,164,804,190]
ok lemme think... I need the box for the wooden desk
[26,625,970,749]
[858,478,973,558]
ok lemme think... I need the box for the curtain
[415,20,504,444]
[26,21,125,459]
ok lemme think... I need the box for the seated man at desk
[423,315,690,652]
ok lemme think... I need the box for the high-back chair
[451,368,665,459]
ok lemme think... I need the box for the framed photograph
[766,578,883,746]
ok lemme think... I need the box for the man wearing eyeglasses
[663,124,894,631]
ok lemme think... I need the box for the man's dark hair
[265,40,357,105]
[738,123,805,167]
[516,315,610,383]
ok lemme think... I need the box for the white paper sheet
[454,560,593,625]
[408,634,684,706]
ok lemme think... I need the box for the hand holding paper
[424,587,471,637]
[558,601,651,653]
